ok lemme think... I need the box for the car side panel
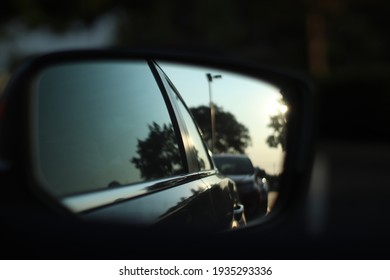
[201,174,237,230]
[79,178,220,231]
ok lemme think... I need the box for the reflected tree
[190,105,251,154]
[193,148,206,170]
[266,99,287,151]
[131,122,184,180]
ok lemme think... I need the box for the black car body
[212,154,268,220]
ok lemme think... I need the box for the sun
[267,98,288,116]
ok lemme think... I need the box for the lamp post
[206,73,222,153]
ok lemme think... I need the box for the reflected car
[212,154,268,220]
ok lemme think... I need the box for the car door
[30,59,223,231]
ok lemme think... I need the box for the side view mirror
[0,49,315,237]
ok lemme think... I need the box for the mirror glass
[30,59,288,228]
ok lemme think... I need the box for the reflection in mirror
[159,62,288,218]
[30,58,289,230]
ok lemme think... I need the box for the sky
[159,62,287,174]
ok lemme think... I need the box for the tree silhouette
[131,122,185,180]
[266,99,287,151]
[190,105,251,154]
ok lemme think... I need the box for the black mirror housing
[0,49,316,257]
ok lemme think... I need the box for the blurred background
[2,0,390,257]
[1,0,389,86]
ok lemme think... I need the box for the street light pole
[206,73,222,153]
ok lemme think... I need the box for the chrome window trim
[62,173,203,213]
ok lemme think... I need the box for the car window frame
[146,60,194,173]
[152,61,216,175]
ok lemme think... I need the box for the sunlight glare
[267,99,288,116]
